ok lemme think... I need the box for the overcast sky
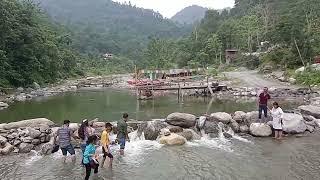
[113,0,235,18]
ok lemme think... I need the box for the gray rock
[2,118,55,130]
[39,124,50,133]
[209,112,232,124]
[17,87,24,92]
[249,123,272,137]
[230,120,240,133]
[233,111,246,123]
[15,94,27,101]
[303,115,317,122]
[306,125,315,133]
[299,105,320,119]
[177,129,200,141]
[21,136,33,143]
[13,139,22,146]
[223,132,233,139]
[282,113,307,134]
[239,125,249,133]
[165,113,196,128]
[31,139,40,145]
[27,128,41,139]
[204,121,219,136]
[40,143,54,155]
[0,142,14,155]
[0,135,7,146]
[139,120,167,140]
[19,143,34,153]
[167,125,183,133]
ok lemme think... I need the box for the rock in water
[140,120,167,140]
[209,112,232,124]
[239,125,249,133]
[233,111,246,123]
[41,143,54,155]
[249,123,272,137]
[0,142,14,155]
[204,121,219,137]
[298,105,320,119]
[19,143,34,153]
[230,120,240,133]
[2,118,55,130]
[159,133,186,146]
[223,132,233,139]
[282,113,307,134]
[167,125,183,133]
[165,113,196,128]
[177,129,200,141]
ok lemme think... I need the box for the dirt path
[224,70,296,88]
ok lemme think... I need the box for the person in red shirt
[258,87,271,123]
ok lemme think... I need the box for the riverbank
[1,97,319,156]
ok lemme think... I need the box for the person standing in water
[83,135,99,180]
[117,113,130,155]
[258,87,271,123]
[100,123,113,168]
[270,102,284,140]
[79,119,89,153]
[56,120,75,163]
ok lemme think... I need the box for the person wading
[83,135,99,180]
[258,87,271,123]
[78,119,89,153]
[270,102,284,140]
[117,113,130,155]
[100,123,113,168]
[56,120,75,163]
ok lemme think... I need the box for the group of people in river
[258,87,284,140]
[55,113,130,180]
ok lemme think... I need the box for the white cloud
[113,0,235,18]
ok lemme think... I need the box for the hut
[225,49,238,64]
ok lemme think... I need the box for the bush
[296,71,320,85]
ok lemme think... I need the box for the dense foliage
[0,0,83,87]
[143,0,320,70]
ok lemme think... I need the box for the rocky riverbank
[1,97,319,156]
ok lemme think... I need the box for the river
[0,88,304,124]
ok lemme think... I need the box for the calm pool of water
[0,89,304,124]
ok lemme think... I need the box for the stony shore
[1,97,319,156]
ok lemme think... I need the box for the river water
[1,89,318,180]
[1,131,320,180]
[0,89,304,124]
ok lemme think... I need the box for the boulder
[159,133,186,146]
[203,121,220,138]
[127,120,144,131]
[13,139,22,146]
[177,129,201,141]
[0,135,7,146]
[245,111,259,125]
[27,128,41,139]
[233,111,246,123]
[209,112,232,124]
[139,120,167,140]
[69,123,80,132]
[249,123,272,137]
[39,124,50,133]
[239,125,249,133]
[165,113,196,128]
[0,142,14,155]
[31,139,41,145]
[167,125,183,133]
[21,136,33,143]
[282,113,307,134]
[19,143,34,153]
[230,120,240,133]
[298,105,320,119]
[2,118,55,130]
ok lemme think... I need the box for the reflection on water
[0,89,304,124]
[1,131,320,180]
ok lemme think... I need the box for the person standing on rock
[117,113,130,155]
[100,122,113,168]
[270,102,284,140]
[258,87,271,123]
[57,120,75,163]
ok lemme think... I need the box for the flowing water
[1,89,318,180]
[1,131,320,180]
[0,88,304,124]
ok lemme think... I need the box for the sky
[113,0,235,18]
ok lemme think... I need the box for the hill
[33,0,191,60]
[171,5,208,24]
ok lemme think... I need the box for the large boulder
[19,143,34,153]
[230,120,240,133]
[2,118,55,130]
[298,105,320,119]
[203,121,219,137]
[159,133,186,146]
[27,127,41,139]
[282,113,307,134]
[165,113,196,128]
[138,120,167,140]
[245,111,259,125]
[239,125,249,133]
[249,123,272,137]
[177,129,201,141]
[233,111,246,123]
[209,112,232,124]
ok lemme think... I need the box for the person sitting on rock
[56,120,75,163]
[258,87,271,123]
[269,102,284,140]
[100,122,113,168]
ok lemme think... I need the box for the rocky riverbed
[1,97,319,156]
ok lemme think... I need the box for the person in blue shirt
[83,135,99,180]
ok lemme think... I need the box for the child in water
[83,135,99,180]
[100,123,113,168]
[270,102,284,140]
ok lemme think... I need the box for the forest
[1,0,320,87]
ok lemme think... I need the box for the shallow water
[1,132,320,180]
[0,89,304,124]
